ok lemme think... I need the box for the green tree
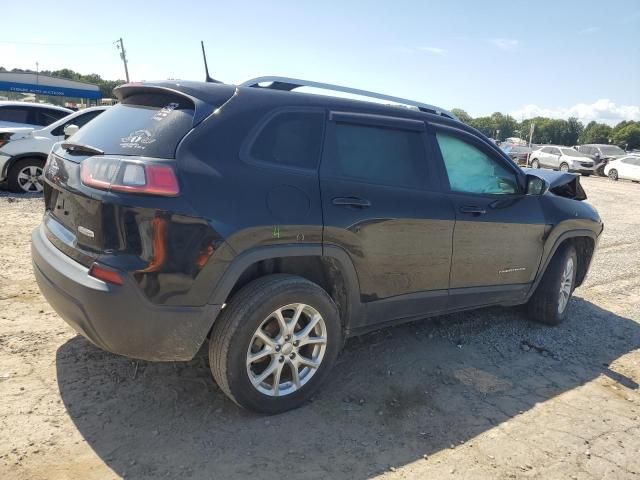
[451,108,472,124]
[611,122,640,150]
[579,121,612,144]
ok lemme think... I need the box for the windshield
[599,146,626,156]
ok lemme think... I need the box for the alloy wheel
[246,303,327,397]
[557,257,574,314]
[17,165,44,193]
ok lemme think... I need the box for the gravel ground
[0,176,639,480]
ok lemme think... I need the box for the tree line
[451,109,640,150]
[0,67,125,102]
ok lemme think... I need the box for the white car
[0,101,72,129]
[529,146,596,175]
[604,156,640,182]
[0,107,107,193]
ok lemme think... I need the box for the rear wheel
[527,244,577,326]
[8,158,45,193]
[531,158,540,169]
[559,162,569,172]
[608,169,619,181]
[209,274,342,413]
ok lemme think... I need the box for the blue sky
[1,0,639,124]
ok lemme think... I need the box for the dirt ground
[1,176,639,480]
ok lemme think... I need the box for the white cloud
[419,47,446,56]
[580,26,600,34]
[510,99,640,126]
[489,38,519,51]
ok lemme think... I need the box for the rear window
[67,93,195,158]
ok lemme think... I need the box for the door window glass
[436,132,518,194]
[327,122,427,188]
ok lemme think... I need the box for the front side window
[327,122,427,189]
[249,111,324,170]
[436,132,518,195]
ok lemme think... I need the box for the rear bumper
[31,224,220,361]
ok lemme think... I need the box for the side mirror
[525,174,549,196]
[594,152,601,158]
[63,124,79,139]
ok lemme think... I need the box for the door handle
[460,206,487,215]
[332,196,371,208]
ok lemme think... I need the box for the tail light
[89,263,124,286]
[80,157,179,196]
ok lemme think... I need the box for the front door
[431,126,546,309]
[319,112,455,328]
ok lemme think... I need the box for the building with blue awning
[0,72,101,99]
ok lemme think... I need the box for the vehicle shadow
[55,297,639,479]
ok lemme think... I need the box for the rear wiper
[60,141,104,156]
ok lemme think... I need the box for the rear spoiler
[114,83,237,126]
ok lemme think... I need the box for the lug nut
[293,340,299,347]
[289,353,296,359]
[275,345,281,352]
[279,356,285,362]
[284,335,291,341]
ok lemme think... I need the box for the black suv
[31,77,603,413]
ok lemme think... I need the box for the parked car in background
[32,76,602,413]
[604,156,640,182]
[501,143,532,166]
[0,106,107,193]
[576,144,627,176]
[0,101,72,129]
[530,146,595,175]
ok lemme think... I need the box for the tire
[596,165,606,177]
[608,169,618,181]
[531,159,540,169]
[582,173,591,177]
[559,162,569,172]
[527,244,577,326]
[209,274,342,413]
[7,157,45,193]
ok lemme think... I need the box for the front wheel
[559,162,570,172]
[527,244,577,326]
[608,169,619,181]
[209,274,342,413]
[531,159,540,169]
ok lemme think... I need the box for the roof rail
[239,76,459,121]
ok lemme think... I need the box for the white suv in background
[529,146,596,175]
[0,106,107,193]
[0,101,72,129]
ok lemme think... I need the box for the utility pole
[116,37,130,83]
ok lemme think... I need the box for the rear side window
[0,107,30,124]
[248,111,324,170]
[51,110,103,136]
[37,108,68,126]
[67,93,195,158]
[326,122,427,189]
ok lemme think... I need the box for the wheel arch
[208,244,364,334]
[1,152,48,180]
[529,229,598,298]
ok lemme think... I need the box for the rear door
[319,112,454,328]
[431,125,546,308]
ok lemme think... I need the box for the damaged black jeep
[32,76,603,413]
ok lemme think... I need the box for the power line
[0,40,111,47]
